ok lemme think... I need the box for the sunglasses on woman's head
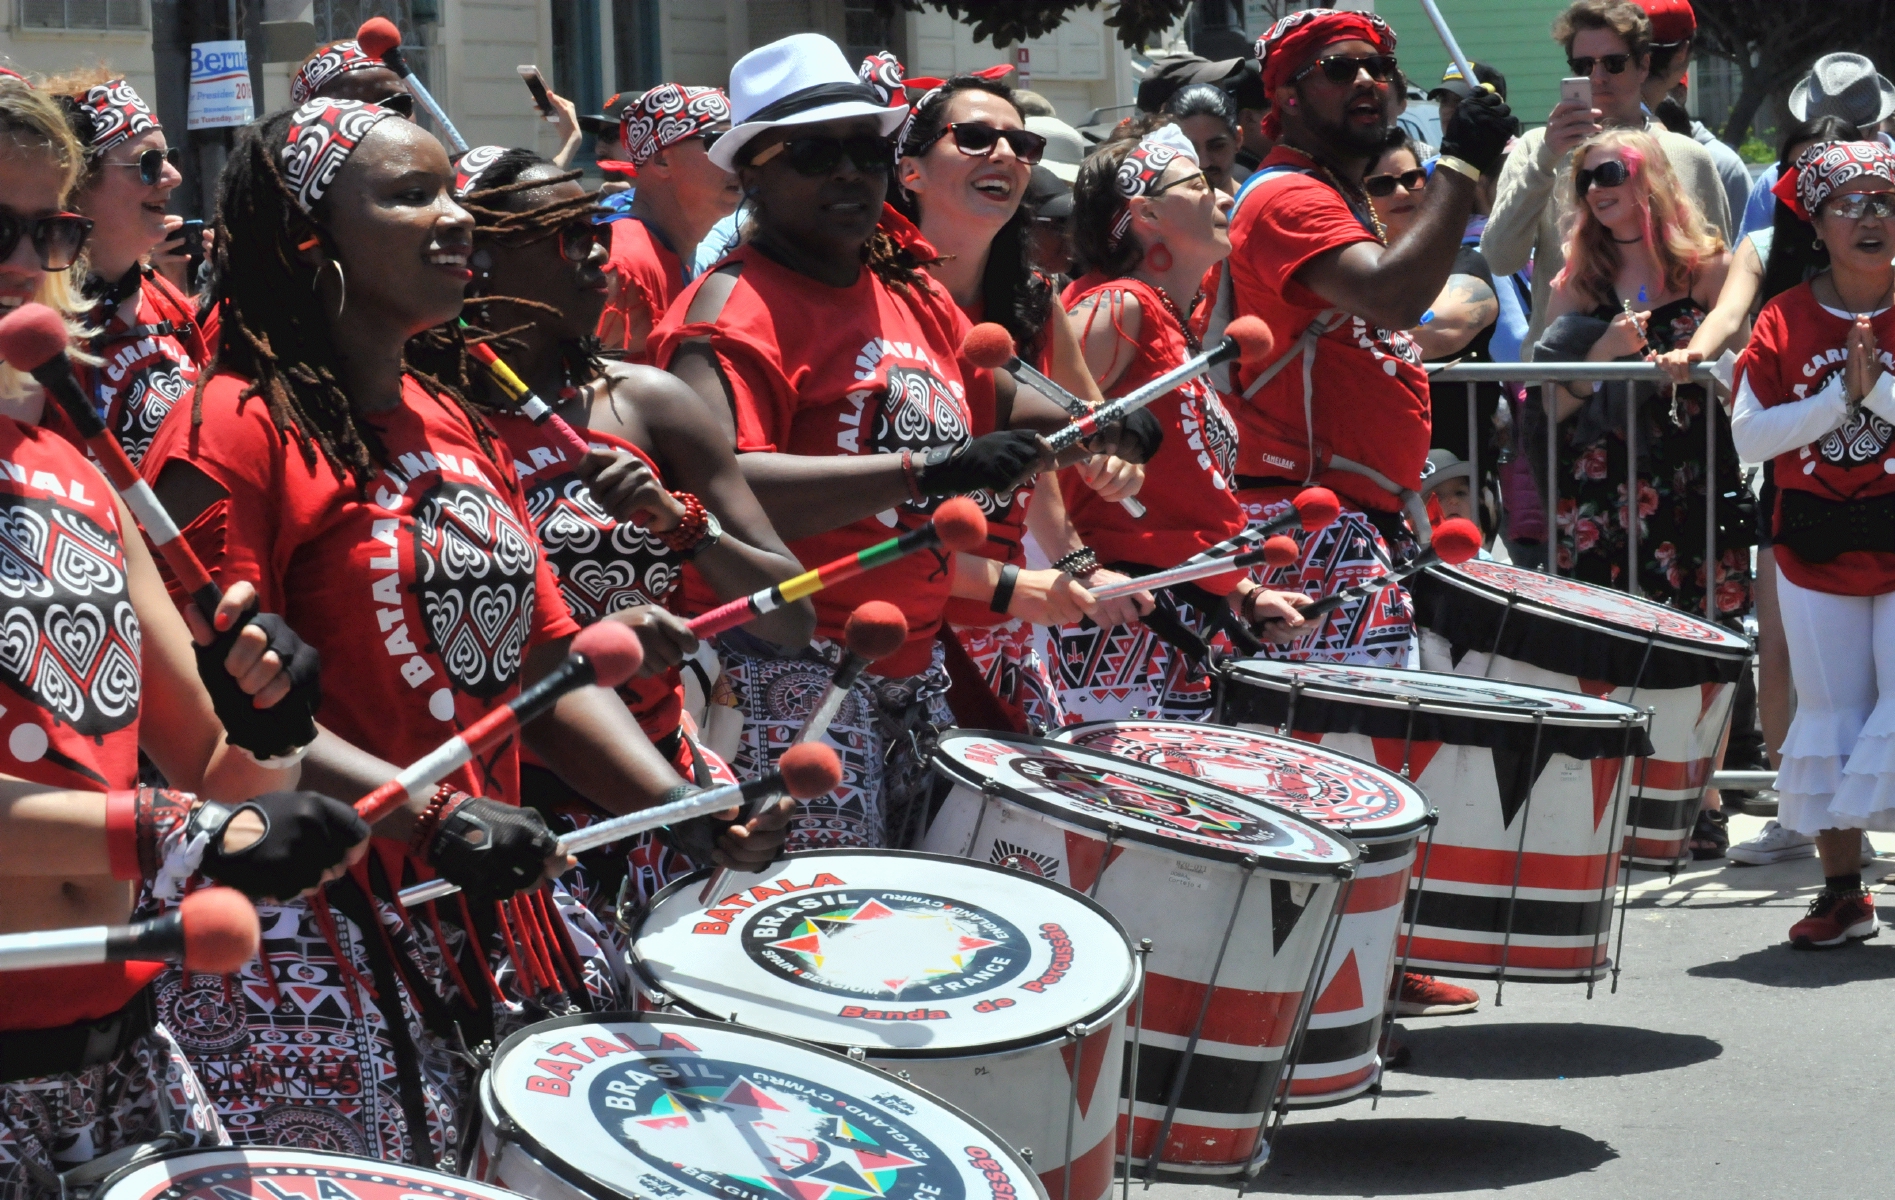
[1568,53,1633,77]
[1576,159,1632,194]
[1291,54,1400,86]
[1824,193,1895,221]
[0,210,92,271]
[102,146,181,187]
[1364,168,1428,197]
[920,122,1048,166]
[749,134,894,176]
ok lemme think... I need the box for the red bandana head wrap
[1254,7,1397,138]
[453,145,510,198]
[1110,123,1199,245]
[1774,139,1895,221]
[291,41,383,107]
[859,51,909,108]
[280,98,401,214]
[616,84,730,171]
[71,79,159,155]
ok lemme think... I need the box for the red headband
[280,98,401,213]
[1255,8,1396,138]
[620,84,730,169]
[1775,139,1895,221]
[291,41,382,106]
[453,145,509,198]
[72,79,158,154]
[1111,124,1200,245]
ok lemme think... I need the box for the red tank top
[600,218,687,366]
[75,269,208,467]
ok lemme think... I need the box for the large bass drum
[89,1148,523,1200]
[1411,560,1750,868]
[630,850,1137,1200]
[1052,720,1429,1108]
[919,730,1358,1177]
[475,1013,1043,1200]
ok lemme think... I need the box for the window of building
[18,0,147,31]
[613,0,660,95]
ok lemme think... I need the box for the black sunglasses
[1292,54,1400,86]
[920,122,1048,166]
[1568,53,1634,77]
[1576,159,1631,194]
[557,219,602,262]
[0,210,93,271]
[699,129,724,152]
[103,146,181,187]
[750,133,894,176]
[1364,168,1428,197]
[378,91,417,119]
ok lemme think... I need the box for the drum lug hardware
[896,1070,911,1082]
[1020,1148,1034,1164]
[981,779,1004,796]
[847,1046,866,1062]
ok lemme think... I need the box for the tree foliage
[1691,1,1895,147]
[874,0,1192,50]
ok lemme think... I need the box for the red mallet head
[573,620,644,688]
[1226,316,1274,369]
[1262,535,1301,569]
[356,17,403,61]
[961,323,1017,371]
[1430,517,1482,565]
[0,303,71,373]
[778,742,843,800]
[179,887,260,974]
[930,496,988,553]
[844,601,910,663]
[1292,486,1341,531]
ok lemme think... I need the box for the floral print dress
[1555,293,1753,621]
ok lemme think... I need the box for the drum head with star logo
[97,1147,526,1200]
[634,850,1136,1055]
[486,1014,1042,1200]
[932,731,1356,872]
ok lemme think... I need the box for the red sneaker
[1392,972,1479,1016]
[1789,889,1880,949]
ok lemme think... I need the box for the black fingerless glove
[1110,408,1164,464]
[195,792,369,899]
[194,607,321,763]
[426,796,559,902]
[1439,90,1519,176]
[916,430,1046,497]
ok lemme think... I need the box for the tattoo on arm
[1444,274,1499,326]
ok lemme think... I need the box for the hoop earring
[1813,235,1825,250]
[1146,242,1173,272]
[314,258,347,319]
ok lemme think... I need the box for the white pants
[1776,571,1895,834]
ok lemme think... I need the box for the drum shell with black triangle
[921,731,1358,1174]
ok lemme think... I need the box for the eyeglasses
[1364,168,1428,197]
[1291,54,1400,86]
[749,134,894,176]
[0,210,93,271]
[1567,53,1634,77]
[1576,159,1632,194]
[919,122,1048,166]
[1824,193,1895,220]
[101,146,180,187]
[378,92,417,119]
[1150,169,1211,197]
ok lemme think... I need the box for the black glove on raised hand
[425,795,559,902]
[194,607,321,763]
[1439,89,1518,176]
[195,792,368,899]
[916,430,1046,497]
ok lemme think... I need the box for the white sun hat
[710,33,907,172]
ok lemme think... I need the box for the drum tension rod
[1592,711,1641,1000]
[1376,810,1439,1111]
[1121,939,1152,1200]
[1061,1021,1086,1200]
[1494,711,1546,1006]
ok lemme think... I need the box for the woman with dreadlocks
[141,100,791,1165]
[441,143,811,913]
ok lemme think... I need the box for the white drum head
[1224,660,1640,726]
[99,1149,518,1200]
[1054,720,1430,840]
[1441,561,1750,653]
[636,850,1135,1053]
[932,731,1356,871]
[486,1014,1044,1200]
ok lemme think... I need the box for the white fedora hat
[710,33,906,171]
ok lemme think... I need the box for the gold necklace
[1285,146,1388,246]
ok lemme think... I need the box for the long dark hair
[1761,115,1859,304]
[893,74,1052,354]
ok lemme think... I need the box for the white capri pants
[1776,570,1895,834]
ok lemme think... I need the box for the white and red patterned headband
[1776,139,1895,221]
[72,78,158,155]
[291,41,383,106]
[280,99,401,214]
[620,84,730,167]
[1110,123,1199,245]
[453,144,509,198]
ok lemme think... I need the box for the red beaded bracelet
[658,492,710,553]
[407,783,466,856]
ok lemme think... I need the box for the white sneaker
[1726,820,1816,865]
[1863,832,1878,868]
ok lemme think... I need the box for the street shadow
[1245,1117,1616,1195]
[1689,939,1895,988]
[1394,1022,1720,1079]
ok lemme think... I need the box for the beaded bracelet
[407,783,466,856]
[657,493,709,553]
[900,448,926,504]
[1052,547,1101,580]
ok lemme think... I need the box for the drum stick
[1416,0,1479,97]
[0,887,256,974]
[356,18,470,154]
[397,743,842,907]
[687,497,987,638]
[460,321,593,462]
[1293,517,1482,622]
[1043,317,1273,455]
[354,622,644,826]
[1089,535,1300,601]
[961,323,1146,518]
[1137,485,1342,583]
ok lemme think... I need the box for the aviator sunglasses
[0,210,93,271]
[1576,159,1632,194]
[102,146,181,187]
[918,122,1048,166]
[750,133,894,176]
[1825,193,1895,220]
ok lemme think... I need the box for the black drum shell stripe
[1123,1043,1277,1116]
[1406,888,1615,939]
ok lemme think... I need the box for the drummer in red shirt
[595,85,740,361]
[1223,9,1513,664]
[1732,140,1895,949]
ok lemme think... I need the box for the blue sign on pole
[188,40,254,130]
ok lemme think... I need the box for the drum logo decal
[1009,755,1289,849]
[988,840,1058,879]
[590,1056,966,1200]
[744,890,1027,1000]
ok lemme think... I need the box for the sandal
[1690,807,1729,860]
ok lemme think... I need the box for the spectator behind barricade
[1227,57,1271,181]
[1429,59,1507,134]
[1420,449,1487,549]
[1740,54,1895,238]
[1163,83,1241,194]
[1137,52,1249,116]
[1631,0,1750,232]
[1024,164,1076,279]
[1482,0,1730,348]
[1011,88,1059,117]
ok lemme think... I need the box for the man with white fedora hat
[1741,51,1895,236]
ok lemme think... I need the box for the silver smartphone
[1559,76,1592,110]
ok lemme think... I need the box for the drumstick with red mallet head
[398,741,844,907]
[356,17,470,154]
[1292,517,1484,622]
[961,322,1147,519]
[1042,316,1274,455]
[1088,534,1303,600]
[0,886,258,974]
[459,321,593,460]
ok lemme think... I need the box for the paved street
[1143,814,1895,1199]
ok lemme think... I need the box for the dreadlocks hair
[892,73,1052,355]
[196,106,500,491]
